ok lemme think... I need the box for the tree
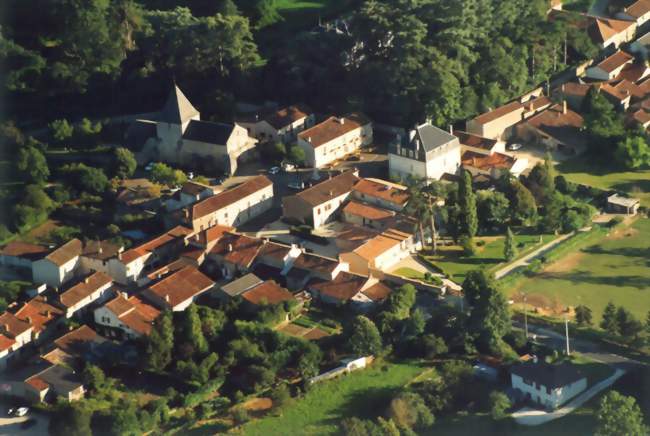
[421,334,448,359]
[259,141,286,163]
[596,391,647,436]
[617,307,643,342]
[23,185,55,212]
[49,404,92,436]
[405,179,432,250]
[406,308,426,337]
[582,87,625,156]
[79,165,109,194]
[180,304,209,357]
[348,315,383,356]
[458,170,478,237]
[49,119,74,144]
[113,147,137,179]
[575,305,593,326]
[17,146,49,184]
[387,391,434,430]
[477,190,510,231]
[82,364,107,394]
[489,391,511,420]
[270,383,291,410]
[601,301,618,334]
[145,311,174,371]
[508,179,537,224]
[109,401,141,436]
[75,118,103,149]
[646,310,650,345]
[615,136,650,169]
[504,227,517,261]
[288,145,306,166]
[462,270,511,352]
[525,155,555,205]
[149,162,187,186]
[383,284,416,320]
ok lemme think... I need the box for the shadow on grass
[538,270,650,290]
[611,180,650,193]
[582,245,650,259]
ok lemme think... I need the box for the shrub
[475,239,485,247]
[459,235,476,256]
[608,216,624,227]
[232,407,250,425]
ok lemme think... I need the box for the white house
[585,50,635,81]
[94,293,161,340]
[182,175,274,232]
[32,239,83,288]
[297,113,372,168]
[282,170,360,228]
[389,123,461,182]
[165,181,217,212]
[58,272,114,318]
[339,228,415,276]
[511,362,587,410]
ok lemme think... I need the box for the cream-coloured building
[585,50,635,81]
[616,0,650,27]
[241,104,315,144]
[297,114,372,168]
[58,272,114,318]
[0,313,33,372]
[182,175,274,232]
[128,85,258,175]
[339,228,414,276]
[32,239,83,288]
[388,123,461,182]
[282,170,360,228]
[94,293,161,340]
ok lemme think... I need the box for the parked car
[282,162,296,171]
[507,143,523,151]
[8,407,29,417]
[268,166,280,175]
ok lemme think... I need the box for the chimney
[308,136,312,143]
[98,242,103,254]
[3,324,8,333]
[118,252,122,260]
[448,124,453,134]
[338,118,345,125]
[562,100,567,114]
[25,316,32,324]
[165,294,170,302]
[183,208,190,220]
[408,129,416,142]
[228,243,233,252]
[45,310,51,318]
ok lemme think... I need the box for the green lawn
[557,158,650,206]
[424,234,556,283]
[393,267,426,280]
[274,0,329,11]
[241,361,426,436]
[505,218,650,321]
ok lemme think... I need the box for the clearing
[557,158,650,206]
[506,217,650,321]
[424,233,556,283]
[241,360,425,435]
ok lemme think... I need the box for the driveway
[0,413,49,436]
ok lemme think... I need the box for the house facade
[297,114,372,168]
[32,239,83,288]
[511,362,587,410]
[242,104,315,144]
[339,229,414,276]
[388,123,461,181]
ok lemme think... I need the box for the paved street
[493,232,575,279]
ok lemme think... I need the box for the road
[0,413,49,436]
[493,232,575,280]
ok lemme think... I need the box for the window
[317,208,321,215]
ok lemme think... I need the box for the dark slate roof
[159,85,199,125]
[391,123,458,161]
[182,120,235,145]
[220,273,263,297]
[510,362,585,389]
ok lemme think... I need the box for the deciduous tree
[596,391,647,436]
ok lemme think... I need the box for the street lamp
[522,292,528,339]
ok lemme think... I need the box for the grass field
[557,158,650,206]
[424,234,556,283]
[506,217,650,321]
[242,361,426,436]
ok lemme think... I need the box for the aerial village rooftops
[595,50,634,73]
[351,228,411,261]
[264,104,312,129]
[454,130,499,151]
[182,120,235,144]
[14,296,64,334]
[119,225,193,264]
[221,273,264,298]
[210,232,266,268]
[145,265,215,308]
[308,271,368,302]
[622,0,650,18]
[104,294,161,336]
[473,101,523,125]
[58,272,112,309]
[343,201,395,221]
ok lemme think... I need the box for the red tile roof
[473,101,523,124]
[0,312,32,338]
[292,253,340,274]
[119,226,193,264]
[526,103,584,131]
[293,171,359,207]
[145,266,215,309]
[454,130,499,151]
[257,241,292,260]
[0,242,48,259]
[462,150,517,171]
[298,113,370,148]
[0,335,15,352]
[622,0,650,19]
[190,176,272,220]
[44,239,82,266]
[589,18,635,45]
[309,272,368,302]
[59,272,112,309]
[352,228,410,261]
[352,178,409,206]
[264,104,311,130]
[25,376,49,391]
[104,294,160,335]
[53,325,102,356]
[595,50,634,74]
[241,280,295,306]
[343,201,395,221]
[14,296,64,334]
[361,282,392,301]
[210,233,265,268]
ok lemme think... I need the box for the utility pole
[565,316,570,355]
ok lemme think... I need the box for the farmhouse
[586,50,635,81]
[339,228,414,276]
[510,362,587,410]
[297,113,372,167]
[607,193,640,214]
[351,178,409,212]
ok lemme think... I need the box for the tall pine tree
[600,301,618,334]
[458,170,478,238]
[504,227,517,261]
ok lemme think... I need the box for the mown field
[505,217,650,322]
[557,158,650,206]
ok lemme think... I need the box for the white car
[268,167,280,175]
[282,162,296,171]
[8,407,29,417]
[507,143,523,151]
